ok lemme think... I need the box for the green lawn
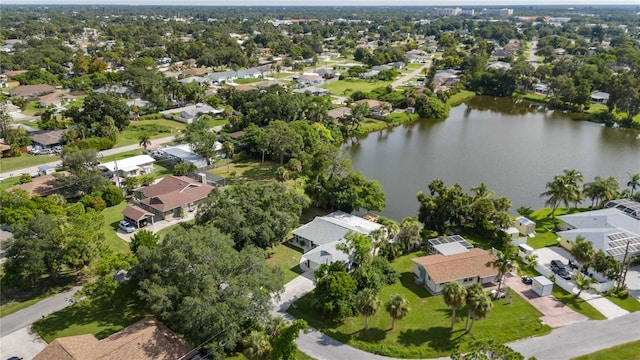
[447,90,476,107]
[1,273,76,318]
[266,243,305,284]
[571,339,640,360]
[551,285,607,320]
[115,119,185,147]
[288,252,551,359]
[209,159,280,186]
[0,176,22,191]
[32,281,147,343]
[234,78,263,84]
[100,149,145,163]
[0,153,60,173]
[21,101,41,116]
[604,293,640,312]
[227,351,315,360]
[65,95,86,109]
[101,202,130,254]
[526,208,591,249]
[406,63,424,71]
[270,72,294,79]
[322,79,394,96]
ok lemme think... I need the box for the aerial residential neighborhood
[0,3,639,360]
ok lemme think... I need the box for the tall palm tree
[465,283,484,330]
[562,169,584,209]
[627,172,640,195]
[540,174,571,220]
[471,182,495,200]
[584,176,620,208]
[355,288,380,331]
[442,281,467,329]
[573,273,596,298]
[138,133,152,150]
[466,292,493,333]
[222,141,235,173]
[242,330,271,360]
[384,295,410,330]
[569,235,595,268]
[486,246,517,295]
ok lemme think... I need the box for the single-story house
[253,80,289,89]
[354,99,392,116]
[136,175,214,220]
[94,85,132,96]
[10,84,56,99]
[360,70,380,79]
[533,83,549,96]
[487,61,512,71]
[121,204,155,228]
[178,76,209,85]
[591,91,610,104]
[295,74,323,87]
[388,61,406,69]
[33,317,197,360]
[29,129,66,149]
[38,92,75,108]
[372,64,393,72]
[237,67,263,79]
[292,211,385,270]
[557,199,640,261]
[327,106,352,120]
[208,70,237,83]
[159,103,224,124]
[99,154,155,178]
[433,69,460,87]
[426,234,474,255]
[157,144,208,168]
[182,67,211,76]
[314,68,339,79]
[293,86,329,96]
[412,248,498,294]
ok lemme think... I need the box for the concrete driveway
[504,273,587,328]
[533,246,572,268]
[0,327,46,360]
[625,265,640,301]
[117,210,196,242]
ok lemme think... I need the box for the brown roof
[328,107,352,119]
[139,176,213,212]
[34,317,196,360]
[29,129,66,146]
[121,205,154,221]
[354,99,390,109]
[15,172,69,196]
[228,131,245,139]
[412,248,498,284]
[183,67,211,76]
[234,84,257,91]
[3,70,28,78]
[38,92,68,105]
[10,84,56,98]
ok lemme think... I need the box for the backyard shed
[532,276,553,297]
[515,216,536,236]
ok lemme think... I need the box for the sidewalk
[578,290,629,319]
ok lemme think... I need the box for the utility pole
[619,240,631,291]
[114,159,120,188]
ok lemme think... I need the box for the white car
[118,220,136,233]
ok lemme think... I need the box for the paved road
[0,286,81,337]
[0,326,47,360]
[529,40,539,69]
[0,136,175,180]
[391,62,431,88]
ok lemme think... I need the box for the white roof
[433,242,469,256]
[100,155,155,172]
[505,227,520,235]
[533,276,553,286]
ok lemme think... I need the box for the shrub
[80,192,106,212]
[173,163,197,176]
[19,173,32,184]
[101,185,125,207]
[72,137,115,151]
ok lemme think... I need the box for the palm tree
[384,295,410,330]
[471,182,495,200]
[397,217,422,253]
[243,330,271,360]
[569,236,595,268]
[222,141,235,172]
[584,176,620,208]
[628,172,640,195]
[466,292,493,333]
[355,288,380,331]
[562,169,584,209]
[442,282,467,329]
[369,227,387,255]
[486,246,517,295]
[540,174,572,220]
[573,273,596,298]
[138,133,152,150]
[465,283,484,330]
[490,211,512,231]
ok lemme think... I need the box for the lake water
[344,96,640,221]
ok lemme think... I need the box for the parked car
[555,268,572,280]
[118,220,136,233]
[550,260,572,280]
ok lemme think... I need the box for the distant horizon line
[2,2,639,7]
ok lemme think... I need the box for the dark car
[555,268,572,280]
[550,260,566,271]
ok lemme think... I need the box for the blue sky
[3,0,640,5]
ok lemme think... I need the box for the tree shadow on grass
[398,326,458,352]
[399,272,432,298]
[355,327,387,342]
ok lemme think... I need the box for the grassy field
[526,207,591,249]
[0,153,60,173]
[266,243,306,284]
[101,202,131,254]
[288,252,551,359]
[322,79,394,96]
[0,274,76,318]
[0,176,22,191]
[115,119,185,147]
[32,281,147,343]
[209,159,280,186]
[447,90,476,107]
[571,340,640,360]
[234,78,263,84]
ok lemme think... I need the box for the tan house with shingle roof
[33,317,197,360]
[10,84,56,98]
[135,175,213,220]
[412,248,498,294]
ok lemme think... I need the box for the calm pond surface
[344,96,640,221]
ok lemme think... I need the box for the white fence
[511,237,528,246]
[534,264,554,278]
[555,276,576,293]
[590,281,615,292]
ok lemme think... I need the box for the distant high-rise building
[460,9,475,16]
[436,7,462,16]
[483,8,514,17]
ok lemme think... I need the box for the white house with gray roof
[557,199,640,261]
[291,211,384,270]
